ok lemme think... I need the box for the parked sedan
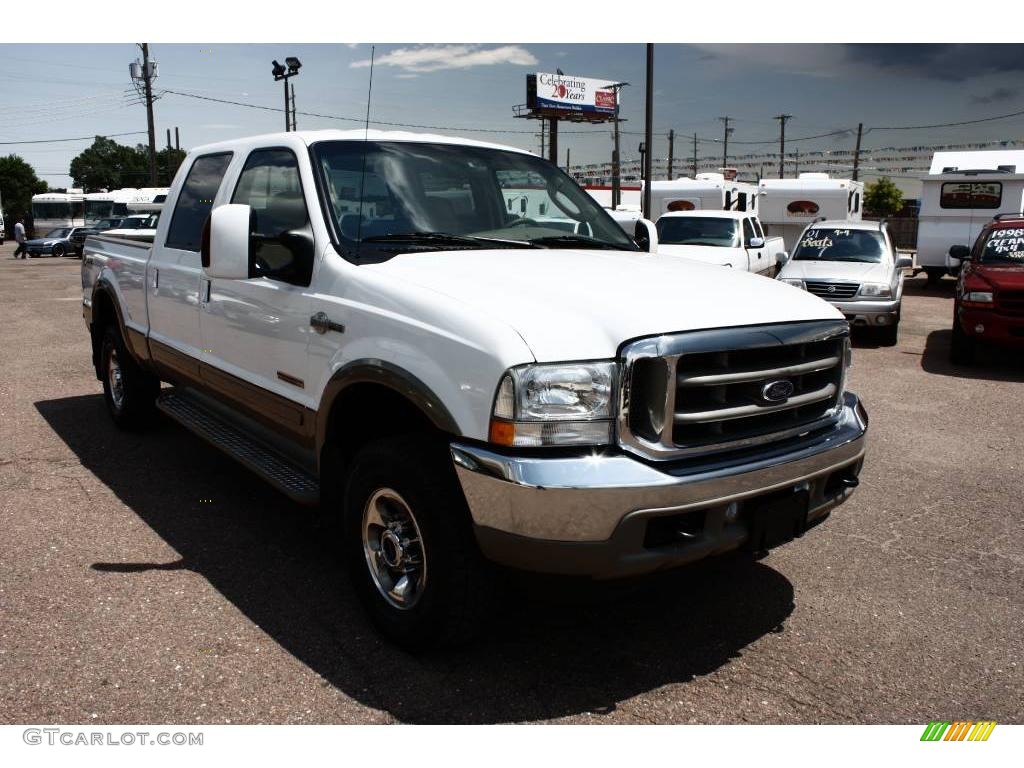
[23,227,95,258]
[776,219,913,345]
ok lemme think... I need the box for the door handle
[151,268,159,290]
[310,311,345,335]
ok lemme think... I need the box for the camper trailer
[917,151,1024,283]
[646,174,760,218]
[758,174,864,252]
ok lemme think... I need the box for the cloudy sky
[3,43,1024,189]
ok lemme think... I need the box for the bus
[31,191,86,233]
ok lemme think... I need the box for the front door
[198,147,317,431]
[744,217,766,274]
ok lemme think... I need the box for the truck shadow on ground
[37,394,795,724]
[901,275,956,299]
[921,330,1024,382]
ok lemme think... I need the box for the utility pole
[139,43,158,186]
[175,126,179,150]
[642,44,654,221]
[667,129,674,180]
[718,116,733,169]
[539,120,545,158]
[565,146,570,173]
[548,118,558,166]
[774,113,792,179]
[606,82,628,209]
[692,133,698,178]
[852,122,863,181]
[794,147,800,176]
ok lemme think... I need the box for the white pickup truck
[655,210,787,276]
[82,130,867,648]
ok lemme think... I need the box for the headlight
[963,291,994,305]
[779,278,805,289]
[858,282,892,298]
[489,361,616,447]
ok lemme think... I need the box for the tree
[0,154,48,224]
[69,136,148,191]
[70,137,187,190]
[864,176,904,218]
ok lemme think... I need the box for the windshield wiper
[528,235,632,250]
[361,232,537,249]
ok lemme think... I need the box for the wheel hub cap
[108,349,125,409]
[362,488,427,610]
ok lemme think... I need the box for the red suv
[949,214,1024,364]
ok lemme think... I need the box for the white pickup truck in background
[81,129,867,648]
[655,210,788,275]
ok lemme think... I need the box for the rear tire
[52,243,66,258]
[100,324,159,430]
[341,434,494,650]
[949,315,976,365]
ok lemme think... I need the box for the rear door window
[165,152,233,251]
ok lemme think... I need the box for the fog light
[876,315,889,325]
[724,501,739,522]
[975,324,985,334]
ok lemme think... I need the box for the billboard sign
[527,73,618,118]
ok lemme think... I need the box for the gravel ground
[0,243,1021,725]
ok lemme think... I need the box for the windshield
[312,140,636,260]
[656,216,739,247]
[979,227,1024,265]
[45,228,71,238]
[793,228,885,263]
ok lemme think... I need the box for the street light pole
[272,57,302,131]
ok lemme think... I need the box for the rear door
[147,152,233,373]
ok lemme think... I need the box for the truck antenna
[355,45,375,257]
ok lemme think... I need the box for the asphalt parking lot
[0,242,1021,725]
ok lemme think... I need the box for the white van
[917,152,1024,283]
[758,174,864,252]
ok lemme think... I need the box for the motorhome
[31,190,86,232]
[917,150,1024,283]
[84,187,169,223]
[758,174,864,252]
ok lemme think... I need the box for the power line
[868,107,1024,131]
[0,131,146,146]
[161,88,615,136]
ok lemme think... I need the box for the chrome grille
[804,280,860,300]
[998,290,1024,315]
[619,321,849,460]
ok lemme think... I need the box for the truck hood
[973,264,1024,290]
[657,243,743,267]
[779,259,889,284]
[366,248,842,361]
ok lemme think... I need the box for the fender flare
[90,278,150,369]
[315,359,461,458]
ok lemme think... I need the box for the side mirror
[747,236,765,249]
[948,244,971,262]
[202,204,253,280]
[634,218,659,253]
[894,255,913,270]
[776,250,791,266]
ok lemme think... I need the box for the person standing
[13,218,27,258]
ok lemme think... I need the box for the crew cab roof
[188,129,535,158]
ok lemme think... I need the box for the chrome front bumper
[451,392,868,578]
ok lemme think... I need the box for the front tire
[924,267,945,286]
[341,435,493,650]
[949,315,976,365]
[100,324,158,429]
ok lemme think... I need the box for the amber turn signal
[488,418,516,446]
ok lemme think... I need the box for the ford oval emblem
[762,379,795,403]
